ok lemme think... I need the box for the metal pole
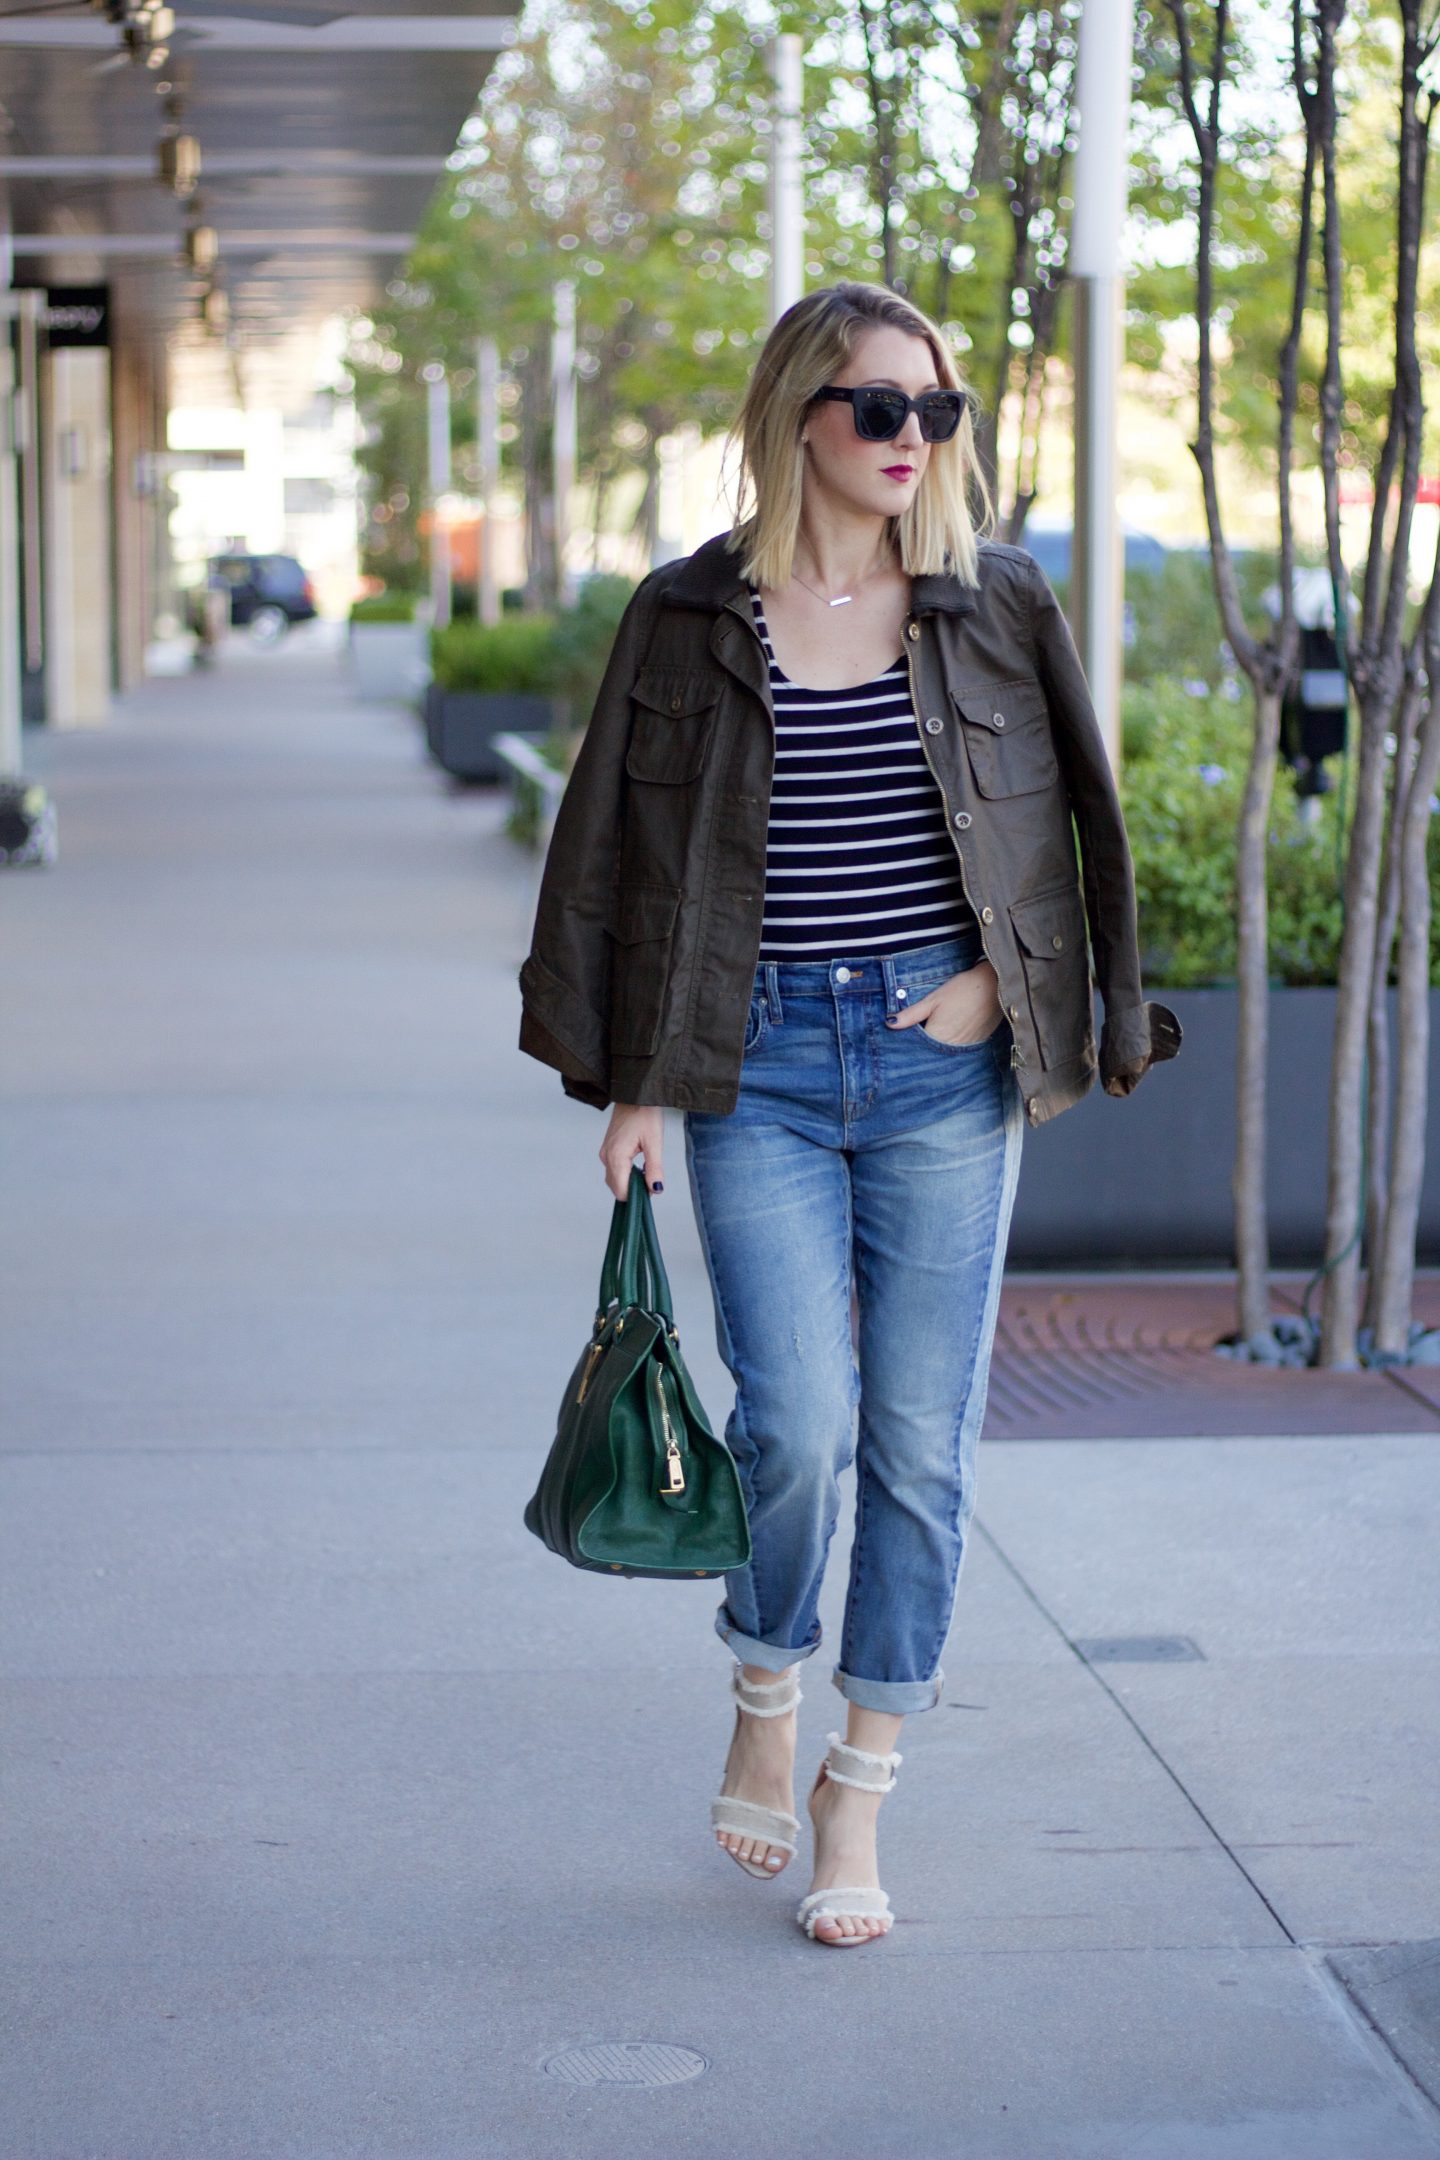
[768,33,804,325]
[424,362,451,630]
[1070,0,1135,773]
[552,280,577,608]
[475,334,500,627]
[0,322,21,778]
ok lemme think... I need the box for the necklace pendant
[829,595,852,607]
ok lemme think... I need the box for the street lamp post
[768,33,804,326]
[424,361,452,631]
[552,280,577,607]
[1070,0,1136,773]
[475,335,500,628]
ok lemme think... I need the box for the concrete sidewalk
[2,628,1438,2160]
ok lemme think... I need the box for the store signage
[42,285,111,348]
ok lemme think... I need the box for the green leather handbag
[523,1166,752,1580]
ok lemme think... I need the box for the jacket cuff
[1100,1001,1183,1097]
[518,951,608,1074]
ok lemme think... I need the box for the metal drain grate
[542,2043,707,2088]
[1073,1634,1204,1663]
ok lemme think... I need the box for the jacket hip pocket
[1008,884,1091,1069]
[603,883,682,1057]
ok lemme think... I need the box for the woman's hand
[886,958,1003,1046]
[601,1104,665,1202]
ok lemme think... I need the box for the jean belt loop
[765,960,782,1024]
[881,951,900,1017]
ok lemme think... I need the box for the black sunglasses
[810,384,969,443]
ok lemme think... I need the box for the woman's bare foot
[714,1663,798,1875]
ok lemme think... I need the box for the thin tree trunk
[858,0,902,289]
[1371,682,1440,1350]
[1319,695,1391,1362]
[1166,0,1308,1337]
[1319,0,1430,1363]
[1361,684,1419,1329]
[1235,689,1282,1336]
[520,344,554,609]
[1369,533,1440,1348]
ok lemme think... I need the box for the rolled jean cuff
[831,1664,946,1715]
[714,1607,821,1672]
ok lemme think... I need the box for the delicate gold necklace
[789,546,892,610]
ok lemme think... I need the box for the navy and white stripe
[750,586,976,959]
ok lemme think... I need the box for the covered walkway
[2,639,1438,2157]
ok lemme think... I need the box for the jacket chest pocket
[625,665,724,785]
[951,681,1059,799]
[603,882,682,1057]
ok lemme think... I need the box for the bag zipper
[653,1361,686,1494]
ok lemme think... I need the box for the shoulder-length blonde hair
[725,281,993,591]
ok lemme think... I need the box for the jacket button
[992,711,1006,727]
[907,622,920,641]
[924,715,943,734]
[1051,934,1064,951]
[1009,1004,1020,1021]
[1027,1098,1040,1120]
[980,905,994,924]
[954,811,972,830]
[670,696,683,713]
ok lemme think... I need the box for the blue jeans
[682,927,1025,1717]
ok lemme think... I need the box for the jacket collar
[659,530,980,616]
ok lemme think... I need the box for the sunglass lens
[920,394,963,442]
[854,390,908,441]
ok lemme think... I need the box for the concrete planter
[423,688,557,782]
[1009,984,1440,1267]
[348,622,428,702]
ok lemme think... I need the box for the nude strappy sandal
[710,1659,803,1879]
[795,1731,903,1944]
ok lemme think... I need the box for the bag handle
[596,1165,674,1323]
[596,1202,628,1319]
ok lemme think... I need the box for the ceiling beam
[9,232,418,254]
[0,14,516,48]
[0,155,450,178]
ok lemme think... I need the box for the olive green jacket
[517,532,1180,1127]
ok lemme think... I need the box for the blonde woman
[518,281,1179,1948]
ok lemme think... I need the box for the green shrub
[1120,676,1440,987]
[430,614,558,694]
[349,594,417,625]
[1122,549,1290,693]
[547,575,638,719]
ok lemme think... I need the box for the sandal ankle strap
[822,1731,902,1792]
[730,1658,803,1717]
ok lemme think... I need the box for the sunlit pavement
[3,626,1438,2159]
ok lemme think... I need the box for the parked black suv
[208,552,318,641]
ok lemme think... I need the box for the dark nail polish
[653,1181,664,1192]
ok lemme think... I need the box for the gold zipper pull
[654,1364,687,1494]
[576,1338,606,1404]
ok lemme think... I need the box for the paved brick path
[987,1274,1440,1438]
